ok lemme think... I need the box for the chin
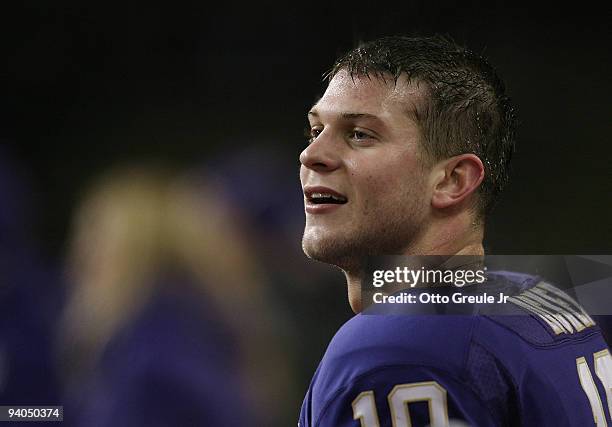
[301,232,361,270]
[302,235,332,262]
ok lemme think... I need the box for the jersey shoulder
[481,271,602,346]
[476,273,611,426]
[318,312,476,383]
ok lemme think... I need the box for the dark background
[1,2,610,423]
[2,2,611,256]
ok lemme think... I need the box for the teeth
[311,192,346,201]
[311,193,340,200]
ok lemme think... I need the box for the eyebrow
[307,110,382,121]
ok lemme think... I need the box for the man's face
[300,70,433,268]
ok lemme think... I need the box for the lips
[303,186,348,214]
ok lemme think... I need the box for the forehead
[311,70,425,120]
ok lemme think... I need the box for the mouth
[303,186,348,213]
[308,192,348,205]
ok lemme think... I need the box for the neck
[344,216,484,313]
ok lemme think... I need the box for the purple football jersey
[299,272,611,426]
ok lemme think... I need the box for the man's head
[300,35,516,269]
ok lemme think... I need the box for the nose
[299,131,341,173]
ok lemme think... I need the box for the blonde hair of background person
[59,166,296,425]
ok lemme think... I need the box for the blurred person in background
[0,146,63,409]
[58,165,296,426]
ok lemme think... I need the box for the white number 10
[352,381,449,427]
[351,348,612,427]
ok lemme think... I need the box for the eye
[304,127,323,144]
[348,129,374,143]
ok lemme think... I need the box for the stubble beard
[301,194,427,273]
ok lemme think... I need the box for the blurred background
[0,2,610,426]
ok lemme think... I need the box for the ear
[430,154,484,210]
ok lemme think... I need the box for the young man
[298,36,611,426]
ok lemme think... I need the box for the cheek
[356,167,404,209]
[355,161,425,214]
